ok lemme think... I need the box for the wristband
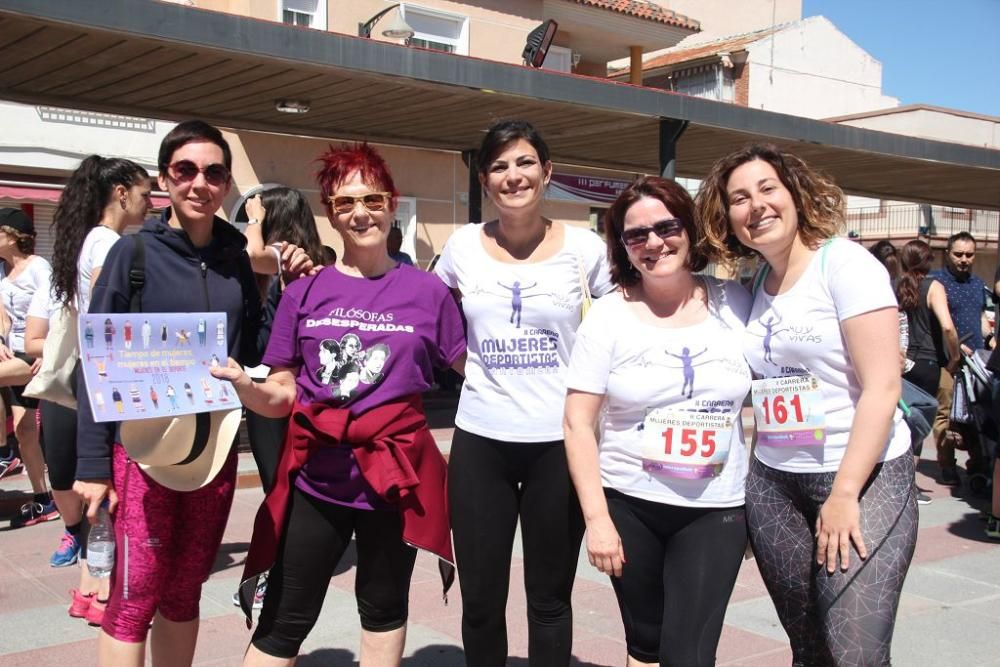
[246,217,260,225]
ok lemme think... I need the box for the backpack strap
[128,235,146,313]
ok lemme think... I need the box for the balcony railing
[846,204,1000,242]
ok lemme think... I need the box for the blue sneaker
[50,530,82,567]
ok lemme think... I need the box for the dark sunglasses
[620,218,684,248]
[329,192,391,214]
[166,160,230,186]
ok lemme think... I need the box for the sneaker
[68,589,94,618]
[50,530,82,567]
[940,466,961,486]
[986,515,1000,540]
[10,500,60,529]
[85,598,107,627]
[916,489,933,505]
[0,455,23,480]
[232,575,267,610]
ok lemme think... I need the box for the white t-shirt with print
[1,257,52,353]
[78,225,120,313]
[435,222,614,442]
[566,279,753,507]
[743,239,910,473]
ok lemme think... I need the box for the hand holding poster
[78,312,241,422]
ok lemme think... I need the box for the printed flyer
[78,312,240,422]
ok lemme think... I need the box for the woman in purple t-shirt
[213,143,465,666]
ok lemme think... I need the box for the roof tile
[567,0,700,31]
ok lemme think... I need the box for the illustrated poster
[78,312,240,422]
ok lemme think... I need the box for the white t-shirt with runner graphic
[743,239,910,473]
[435,222,614,442]
[1,256,52,353]
[566,278,752,507]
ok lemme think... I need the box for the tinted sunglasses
[166,160,230,186]
[329,192,391,214]
[620,218,684,248]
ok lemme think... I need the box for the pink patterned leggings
[102,444,236,643]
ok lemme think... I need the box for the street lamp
[358,4,414,40]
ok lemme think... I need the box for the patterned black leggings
[745,455,918,667]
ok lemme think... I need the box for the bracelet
[246,217,260,225]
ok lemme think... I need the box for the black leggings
[40,399,77,492]
[605,489,747,666]
[245,378,287,493]
[251,486,417,659]
[746,456,918,667]
[903,360,940,399]
[448,428,584,667]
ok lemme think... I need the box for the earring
[120,197,127,210]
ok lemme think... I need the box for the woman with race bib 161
[563,176,751,667]
[433,119,613,666]
[698,144,916,667]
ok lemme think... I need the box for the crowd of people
[0,115,994,667]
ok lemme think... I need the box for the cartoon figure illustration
[175,329,191,346]
[360,344,390,385]
[84,320,95,349]
[123,320,133,350]
[149,385,159,409]
[95,359,108,381]
[219,382,231,402]
[94,390,105,413]
[747,315,788,365]
[166,384,178,410]
[665,346,709,399]
[104,318,115,351]
[201,378,214,403]
[112,387,124,413]
[497,279,539,328]
[216,319,225,347]
[210,354,220,368]
[129,384,144,412]
[160,322,168,346]
[197,318,207,346]
[141,320,152,349]
[316,339,342,385]
[184,382,194,404]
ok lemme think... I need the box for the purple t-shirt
[264,263,466,508]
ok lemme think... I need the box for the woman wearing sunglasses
[698,144,916,666]
[212,142,464,666]
[433,120,613,666]
[73,120,266,667]
[563,176,751,667]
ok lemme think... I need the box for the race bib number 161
[751,375,826,447]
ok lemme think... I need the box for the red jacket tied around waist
[238,394,454,624]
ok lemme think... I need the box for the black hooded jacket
[75,210,263,481]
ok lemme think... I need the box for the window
[543,45,573,73]
[671,65,733,103]
[401,4,469,55]
[279,0,326,30]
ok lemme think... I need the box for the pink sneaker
[69,589,94,618]
[85,598,107,627]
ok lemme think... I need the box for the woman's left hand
[815,491,867,573]
[245,194,266,223]
[29,357,42,375]
[210,358,253,394]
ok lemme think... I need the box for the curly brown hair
[695,144,845,271]
[603,176,710,288]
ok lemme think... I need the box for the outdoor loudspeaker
[522,20,558,68]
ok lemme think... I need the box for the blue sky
[802,0,1000,117]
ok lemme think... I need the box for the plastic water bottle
[87,503,115,579]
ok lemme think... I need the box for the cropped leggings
[605,489,747,666]
[745,455,918,667]
[252,486,417,658]
[448,428,585,667]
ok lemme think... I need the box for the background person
[73,120,264,667]
[698,143,916,666]
[929,231,988,486]
[23,155,150,627]
[0,207,55,529]
[433,119,614,667]
[564,177,751,667]
[214,142,464,667]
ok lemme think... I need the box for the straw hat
[119,409,242,492]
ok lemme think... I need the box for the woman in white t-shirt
[434,120,613,666]
[697,144,917,666]
[22,155,150,626]
[564,176,751,666]
[0,208,55,530]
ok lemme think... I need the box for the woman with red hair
[213,142,465,666]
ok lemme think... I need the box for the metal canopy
[0,0,998,210]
